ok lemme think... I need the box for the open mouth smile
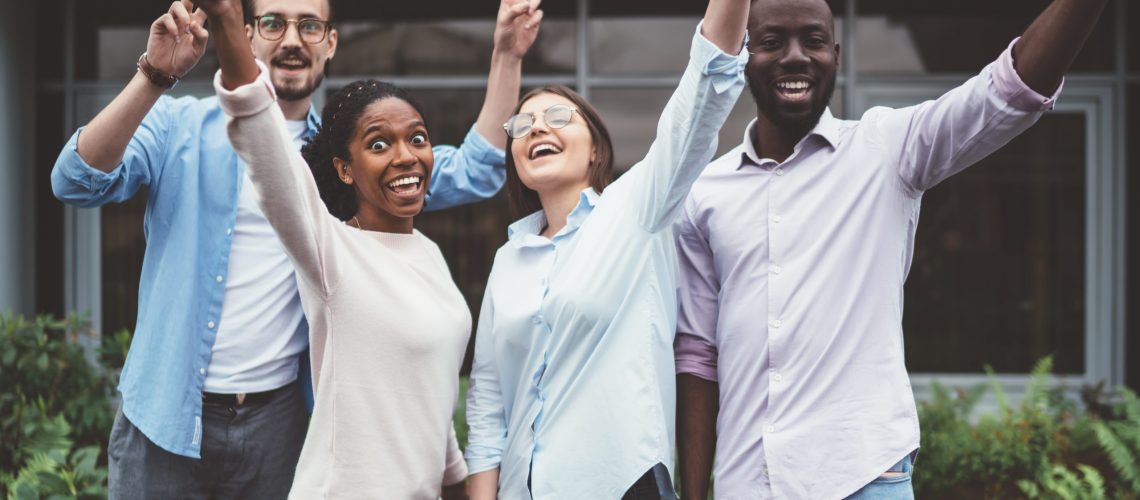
[528,141,563,160]
[385,174,424,198]
[775,79,813,103]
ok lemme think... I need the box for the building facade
[5,0,1138,395]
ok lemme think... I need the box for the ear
[333,158,353,185]
[326,28,339,61]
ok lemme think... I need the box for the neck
[536,182,590,239]
[278,96,312,121]
[752,113,811,164]
[352,210,413,234]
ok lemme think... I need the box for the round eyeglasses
[254,14,331,44]
[503,104,579,139]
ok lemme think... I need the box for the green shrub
[0,313,129,499]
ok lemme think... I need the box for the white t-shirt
[203,120,311,393]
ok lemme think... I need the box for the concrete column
[0,2,35,317]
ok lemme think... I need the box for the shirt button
[772,215,782,223]
[207,321,216,330]
[773,372,783,382]
[772,265,783,275]
[226,228,233,236]
[215,275,224,283]
[766,425,776,433]
[199,368,206,376]
[771,319,782,328]
[533,315,544,325]
[775,168,785,176]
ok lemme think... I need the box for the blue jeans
[844,455,915,500]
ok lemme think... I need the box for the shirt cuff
[992,37,1062,112]
[674,332,719,382]
[214,59,278,118]
[443,455,469,486]
[462,124,507,167]
[690,20,748,94]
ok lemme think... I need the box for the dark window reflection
[856,0,1114,75]
[1127,84,1140,389]
[1130,1,1140,71]
[904,113,1086,374]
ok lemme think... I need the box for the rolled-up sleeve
[674,197,719,382]
[423,126,507,212]
[51,99,175,207]
[993,37,1063,112]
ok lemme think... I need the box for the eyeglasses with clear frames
[503,104,580,139]
[254,14,332,44]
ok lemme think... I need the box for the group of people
[50,0,1105,498]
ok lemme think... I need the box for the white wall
[0,2,35,316]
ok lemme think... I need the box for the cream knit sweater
[216,66,471,499]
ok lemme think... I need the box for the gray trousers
[108,382,308,500]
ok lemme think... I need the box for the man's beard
[271,48,323,101]
[746,71,836,139]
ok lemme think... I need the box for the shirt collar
[740,108,841,168]
[305,105,321,136]
[507,188,600,248]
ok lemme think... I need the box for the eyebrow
[360,120,427,137]
[755,22,831,34]
[259,10,323,18]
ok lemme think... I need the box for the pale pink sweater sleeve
[214,62,340,296]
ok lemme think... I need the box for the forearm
[677,374,718,500]
[206,5,259,90]
[474,51,522,150]
[700,0,749,54]
[76,73,165,172]
[1014,0,1108,95]
[468,469,500,500]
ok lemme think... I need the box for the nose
[780,40,810,67]
[392,140,418,168]
[280,21,303,47]
[529,115,551,136]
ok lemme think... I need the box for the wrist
[137,52,180,90]
[490,48,524,65]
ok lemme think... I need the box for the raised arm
[194,0,259,89]
[422,0,542,211]
[76,1,208,171]
[618,0,748,233]
[1013,0,1109,96]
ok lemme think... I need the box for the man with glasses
[51,0,542,497]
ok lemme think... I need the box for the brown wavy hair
[505,86,615,219]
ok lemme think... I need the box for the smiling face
[248,0,338,102]
[509,92,595,197]
[333,97,433,233]
[746,0,839,137]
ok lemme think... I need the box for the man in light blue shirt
[51,0,537,497]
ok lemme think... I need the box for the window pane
[1131,1,1140,72]
[856,0,1115,75]
[591,87,843,172]
[904,113,1086,374]
[335,19,575,76]
[591,16,844,76]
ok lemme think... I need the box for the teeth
[529,143,562,159]
[387,176,421,188]
[778,81,810,90]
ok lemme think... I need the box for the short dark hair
[302,80,427,221]
[244,0,336,22]
[505,86,615,219]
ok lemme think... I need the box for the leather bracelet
[136,52,180,90]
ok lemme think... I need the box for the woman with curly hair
[193,0,541,497]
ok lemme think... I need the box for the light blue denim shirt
[51,95,506,458]
[465,23,745,499]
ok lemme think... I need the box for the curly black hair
[301,80,427,221]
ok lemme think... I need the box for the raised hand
[147,0,209,77]
[494,0,543,60]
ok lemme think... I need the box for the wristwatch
[137,52,180,90]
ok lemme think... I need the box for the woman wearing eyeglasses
[193,0,541,498]
[464,0,747,498]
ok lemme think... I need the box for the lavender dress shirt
[674,39,1061,499]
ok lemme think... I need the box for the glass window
[335,19,576,76]
[855,0,1115,75]
[1130,0,1140,72]
[904,113,1087,374]
[591,87,844,172]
